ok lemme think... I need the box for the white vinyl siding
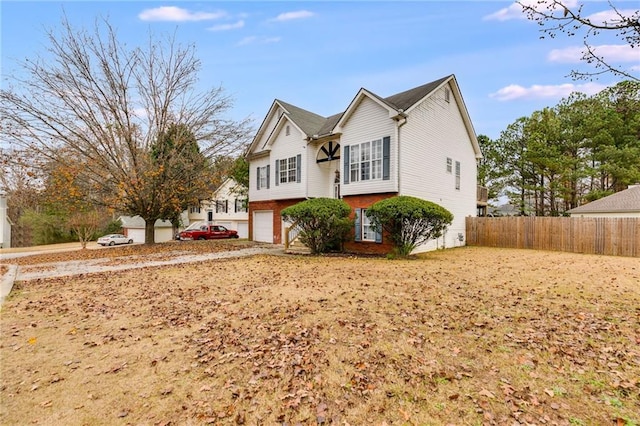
[211,178,249,224]
[398,83,478,253]
[266,121,306,200]
[248,157,271,202]
[306,139,340,198]
[340,97,397,196]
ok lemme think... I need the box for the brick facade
[250,193,399,255]
[342,192,397,255]
[249,198,305,244]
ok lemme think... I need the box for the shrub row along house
[247,74,484,254]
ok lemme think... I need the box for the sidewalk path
[1,245,285,305]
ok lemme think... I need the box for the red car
[178,225,239,240]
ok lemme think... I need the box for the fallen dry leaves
[3,239,259,266]
[1,246,639,425]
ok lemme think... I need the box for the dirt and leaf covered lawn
[1,246,639,425]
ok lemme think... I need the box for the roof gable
[383,75,451,112]
[275,100,327,136]
[568,186,640,213]
[248,74,481,158]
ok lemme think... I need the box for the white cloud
[490,82,608,101]
[586,9,638,25]
[207,20,245,32]
[237,36,282,46]
[483,0,578,22]
[138,6,225,22]
[271,10,314,22]
[549,44,640,63]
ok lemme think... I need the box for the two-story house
[185,178,249,238]
[247,74,483,254]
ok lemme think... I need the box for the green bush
[20,210,75,245]
[366,196,453,257]
[281,198,353,254]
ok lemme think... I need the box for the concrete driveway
[0,242,284,306]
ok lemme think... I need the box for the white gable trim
[333,88,400,134]
[262,114,307,150]
[247,100,279,155]
[247,100,292,155]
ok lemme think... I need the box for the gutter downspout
[395,112,408,194]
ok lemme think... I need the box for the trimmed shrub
[367,196,453,257]
[281,198,353,254]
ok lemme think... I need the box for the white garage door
[253,211,273,243]
[127,229,146,243]
[237,221,248,239]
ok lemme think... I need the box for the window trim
[257,165,269,190]
[354,208,382,243]
[349,139,383,183]
[215,200,228,214]
[275,155,301,186]
[234,198,247,213]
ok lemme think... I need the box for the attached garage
[237,222,248,239]
[253,211,273,243]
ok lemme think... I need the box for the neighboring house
[246,74,483,254]
[186,204,207,225]
[208,178,249,238]
[185,178,249,238]
[567,185,640,218]
[0,194,11,249]
[118,214,185,243]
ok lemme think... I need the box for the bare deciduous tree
[0,15,251,243]
[519,0,639,81]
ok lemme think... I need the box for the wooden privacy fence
[465,217,640,257]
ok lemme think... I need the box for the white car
[97,234,133,246]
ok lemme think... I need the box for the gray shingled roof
[568,185,640,213]
[383,75,451,111]
[277,75,451,138]
[276,100,327,137]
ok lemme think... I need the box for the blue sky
[1,1,638,140]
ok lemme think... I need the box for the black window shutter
[275,159,279,186]
[256,167,261,190]
[343,145,350,184]
[266,165,270,189]
[354,208,361,241]
[296,154,302,183]
[382,136,390,181]
[225,200,228,213]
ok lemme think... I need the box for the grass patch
[1,247,639,424]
